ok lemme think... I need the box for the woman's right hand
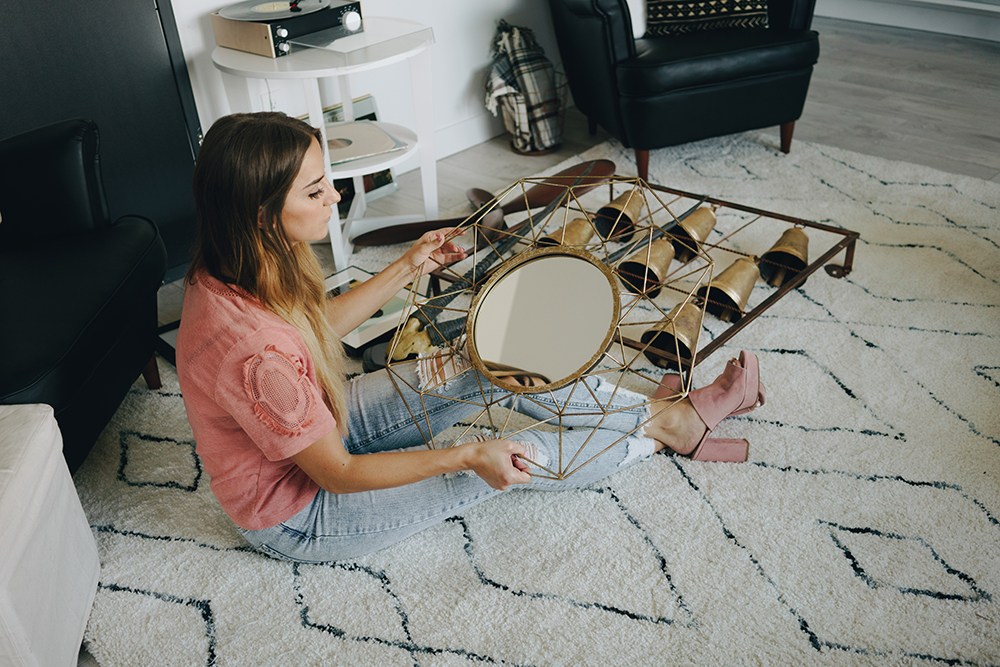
[400,228,467,276]
[467,439,533,491]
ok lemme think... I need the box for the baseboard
[816,0,1000,41]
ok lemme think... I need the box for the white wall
[172,1,563,161]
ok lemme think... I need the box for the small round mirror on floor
[466,247,620,391]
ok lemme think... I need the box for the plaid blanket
[485,20,562,153]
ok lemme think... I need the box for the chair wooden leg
[634,148,650,181]
[780,121,795,154]
[142,354,162,390]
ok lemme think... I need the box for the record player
[212,0,363,58]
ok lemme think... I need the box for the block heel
[690,437,749,463]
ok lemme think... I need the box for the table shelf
[212,16,437,269]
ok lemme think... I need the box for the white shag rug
[75,132,1000,666]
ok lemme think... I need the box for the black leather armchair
[547,0,820,179]
[0,119,166,472]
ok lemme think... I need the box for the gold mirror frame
[465,246,621,393]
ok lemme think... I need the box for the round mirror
[467,247,620,391]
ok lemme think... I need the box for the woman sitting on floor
[175,112,765,563]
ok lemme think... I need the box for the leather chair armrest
[0,119,110,244]
[550,0,641,139]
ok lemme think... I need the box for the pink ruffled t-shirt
[176,273,337,530]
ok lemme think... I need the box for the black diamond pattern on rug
[823,521,990,602]
[118,430,202,491]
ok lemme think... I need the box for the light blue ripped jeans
[239,362,656,563]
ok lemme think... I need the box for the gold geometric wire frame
[383,174,717,480]
[377,170,860,479]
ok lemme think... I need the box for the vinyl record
[219,0,330,21]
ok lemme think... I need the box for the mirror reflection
[468,248,619,391]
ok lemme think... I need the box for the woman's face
[280,138,340,244]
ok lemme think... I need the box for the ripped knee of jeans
[448,431,549,476]
[589,375,649,406]
[416,345,471,390]
[619,433,657,468]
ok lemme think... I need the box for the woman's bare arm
[325,229,465,336]
[290,429,531,494]
[324,258,415,336]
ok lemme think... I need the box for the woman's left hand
[402,228,467,275]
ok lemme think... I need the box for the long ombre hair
[188,112,349,431]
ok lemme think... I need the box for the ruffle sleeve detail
[243,345,316,437]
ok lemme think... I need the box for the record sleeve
[325,121,407,165]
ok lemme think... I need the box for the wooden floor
[155,17,1000,326]
[795,17,1000,183]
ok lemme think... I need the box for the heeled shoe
[727,351,766,415]
[687,351,764,461]
[658,353,765,411]
[653,352,763,463]
[653,377,750,463]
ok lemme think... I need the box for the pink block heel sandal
[653,351,764,464]
[654,374,749,462]
[726,351,766,415]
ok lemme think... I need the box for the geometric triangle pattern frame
[385,174,716,479]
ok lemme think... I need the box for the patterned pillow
[645,0,769,36]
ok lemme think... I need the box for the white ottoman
[0,404,100,667]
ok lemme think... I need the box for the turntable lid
[213,17,434,76]
[289,17,434,68]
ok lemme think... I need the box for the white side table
[212,17,438,269]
